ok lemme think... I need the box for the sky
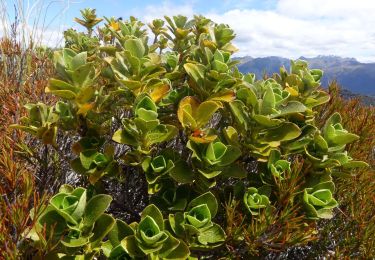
[1,0,375,62]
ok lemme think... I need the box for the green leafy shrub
[26,185,114,258]
[12,10,369,258]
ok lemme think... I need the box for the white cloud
[3,0,374,62]
[206,1,375,62]
[134,0,375,62]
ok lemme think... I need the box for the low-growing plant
[10,9,370,258]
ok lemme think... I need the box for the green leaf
[229,100,249,130]
[168,213,185,237]
[59,184,74,193]
[261,85,276,114]
[138,216,165,246]
[197,223,226,245]
[169,160,195,183]
[72,63,95,88]
[47,78,79,93]
[37,207,67,238]
[112,129,139,146]
[89,213,116,247]
[252,115,281,127]
[71,52,87,70]
[75,86,95,104]
[121,235,144,257]
[71,188,87,220]
[145,125,178,146]
[262,122,301,142]
[184,63,205,85]
[124,38,145,58]
[177,96,199,128]
[186,204,211,228]
[221,163,247,178]
[163,238,190,260]
[219,145,241,166]
[80,150,98,170]
[83,194,112,227]
[61,237,89,248]
[158,232,180,258]
[237,87,257,107]
[108,219,134,246]
[272,101,307,117]
[196,101,222,128]
[188,192,218,218]
[47,89,77,99]
[141,204,164,230]
[342,160,369,169]
[208,89,235,102]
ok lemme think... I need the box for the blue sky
[2,0,375,62]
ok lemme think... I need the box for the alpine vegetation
[11,8,368,259]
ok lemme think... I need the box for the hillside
[236,55,375,98]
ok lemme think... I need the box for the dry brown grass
[313,82,375,258]
[0,35,54,258]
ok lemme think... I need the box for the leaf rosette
[243,187,270,215]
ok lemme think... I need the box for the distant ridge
[236,55,375,97]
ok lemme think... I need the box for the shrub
[11,9,369,258]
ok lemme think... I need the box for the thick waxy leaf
[59,184,74,193]
[162,238,190,259]
[75,86,95,104]
[47,78,79,93]
[112,129,139,146]
[221,163,247,178]
[184,63,205,86]
[121,236,144,257]
[150,83,171,102]
[302,174,338,219]
[188,192,218,218]
[272,101,307,117]
[157,231,181,258]
[243,187,270,215]
[229,100,249,130]
[145,124,178,145]
[72,63,95,88]
[71,52,87,70]
[141,204,164,230]
[186,204,211,228]
[124,38,145,58]
[262,122,301,142]
[197,223,226,245]
[61,237,90,248]
[206,142,226,163]
[342,161,369,169]
[169,160,195,183]
[108,219,134,246]
[71,188,87,220]
[261,85,276,114]
[237,86,257,107]
[37,207,67,238]
[208,89,235,102]
[177,96,199,128]
[218,145,241,166]
[89,213,116,247]
[83,194,112,227]
[196,101,222,128]
[80,150,98,169]
[138,216,164,245]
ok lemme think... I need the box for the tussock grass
[0,1,67,258]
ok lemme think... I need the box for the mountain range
[236,55,375,98]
